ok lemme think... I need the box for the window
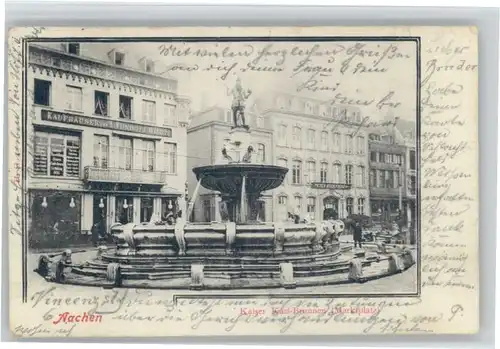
[34,79,51,106]
[307,129,315,148]
[164,104,177,126]
[333,132,341,152]
[305,102,313,114]
[357,198,365,215]
[278,195,287,205]
[292,160,302,185]
[370,151,378,162]
[116,196,133,224]
[257,143,266,163]
[394,170,400,188]
[117,137,133,170]
[165,142,177,174]
[346,197,354,216]
[378,152,385,163]
[345,135,354,154]
[384,153,392,163]
[333,163,342,182]
[292,127,302,148]
[378,170,385,188]
[93,135,108,168]
[355,111,362,123]
[65,85,82,111]
[357,165,365,187]
[307,161,316,183]
[340,108,348,120]
[386,170,394,188]
[67,43,80,55]
[345,165,353,185]
[119,95,133,119]
[94,91,109,116]
[143,59,155,73]
[396,154,403,166]
[114,51,125,65]
[320,162,328,183]
[307,197,316,214]
[409,176,416,195]
[294,196,302,212]
[142,100,156,124]
[321,131,328,151]
[357,136,365,154]
[410,150,416,170]
[140,198,154,223]
[370,169,377,187]
[142,140,155,172]
[278,124,288,146]
[33,131,80,177]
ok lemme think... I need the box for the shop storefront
[29,190,85,249]
[29,189,181,249]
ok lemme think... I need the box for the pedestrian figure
[353,221,363,249]
[91,221,101,247]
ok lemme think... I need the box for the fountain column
[240,175,247,223]
[187,177,203,222]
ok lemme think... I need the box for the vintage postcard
[7,26,478,337]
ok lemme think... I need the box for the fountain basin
[193,164,288,194]
[111,221,338,257]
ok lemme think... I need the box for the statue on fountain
[228,77,252,130]
[241,145,254,163]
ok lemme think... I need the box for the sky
[85,41,418,123]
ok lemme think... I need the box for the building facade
[187,106,273,222]
[368,119,416,227]
[256,92,371,222]
[398,120,417,227]
[27,43,189,249]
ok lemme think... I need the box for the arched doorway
[323,196,339,220]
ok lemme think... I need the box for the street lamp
[99,198,105,209]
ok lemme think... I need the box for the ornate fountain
[37,79,415,289]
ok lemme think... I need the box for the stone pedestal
[190,264,204,290]
[280,262,296,289]
[222,128,253,164]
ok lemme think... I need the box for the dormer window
[67,43,80,55]
[140,58,155,73]
[114,51,125,66]
[145,59,154,73]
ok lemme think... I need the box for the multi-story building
[187,106,273,222]
[368,118,416,227]
[257,91,371,222]
[397,119,417,226]
[27,43,190,248]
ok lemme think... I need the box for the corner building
[27,43,190,249]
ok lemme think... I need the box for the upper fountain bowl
[193,164,288,195]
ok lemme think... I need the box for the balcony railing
[84,166,167,185]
